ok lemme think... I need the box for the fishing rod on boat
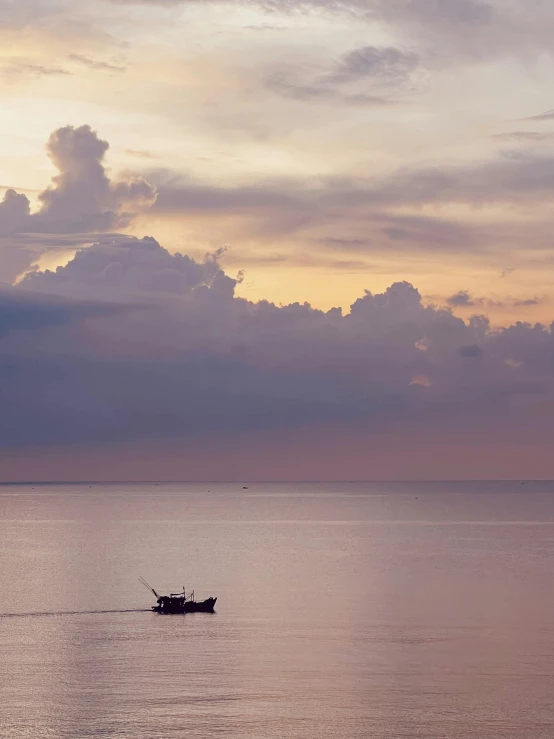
[138,576,159,599]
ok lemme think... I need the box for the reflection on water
[1,481,554,738]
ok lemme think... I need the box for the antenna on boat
[139,576,159,598]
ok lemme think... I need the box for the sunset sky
[2,0,554,479]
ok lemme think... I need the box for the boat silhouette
[139,577,217,614]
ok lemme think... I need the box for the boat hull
[152,597,217,614]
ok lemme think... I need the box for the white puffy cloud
[30,125,157,233]
[0,125,156,239]
[21,236,240,299]
[0,189,31,236]
[0,125,157,282]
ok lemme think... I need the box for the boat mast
[138,576,159,598]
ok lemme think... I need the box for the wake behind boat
[139,577,217,614]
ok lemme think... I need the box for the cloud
[95,0,554,65]
[458,344,483,358]
[0,127,157,281]
[0,286,140,339]
[21,236,241,299]
[524,109,554,121]
[125,149,159,160]
[0,61,70,78]
[4,0,554,73]
[31,125,157,233]
[101,0,185,4]
[68,54,126,73]
[447,290,474,307]
[142,147,554,269]
[4,124,554,304]
[152,147,554,225]
[446,290,544,310]
[265,71,394,106]
[323,45,420,85]
[492,131,554,142]
[2,235,554,451]
[0,125,156,241]
[265,44,419,106]
[513,297,542,307]
[0,190,31,236]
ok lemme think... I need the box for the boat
[139,577,217,614]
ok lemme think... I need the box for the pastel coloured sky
[2,0,554,479]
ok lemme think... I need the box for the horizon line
[0,479,551,485]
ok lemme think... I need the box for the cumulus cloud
[0,125,157,280]
[0,190,31,236]
[2,235,554,450]
[458,344,483,358]
[3,126,554,294]
[0,287,140,339]
[21,236,241,299]
[0,125,156,238]
[31,125,156,233]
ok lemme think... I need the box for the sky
[2,0,554,479]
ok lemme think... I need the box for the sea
[1,481,554,738]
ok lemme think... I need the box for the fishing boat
[139,577,217,614]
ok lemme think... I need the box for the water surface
[1,481,554,738]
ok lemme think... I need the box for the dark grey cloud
[323,45,419,85]
[448,290,474,307]
[265,44,418,106]
[459,344,483,358]
[355,152,554,206]
[148,152,554,263]
[513,297,542,307]
[265,71,394,106]
[0,286,141,339]
[152,148,554,224]
[446,290,544,310]
[153,174,304,214]
[2,235,554,449]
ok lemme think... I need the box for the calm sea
[1,481,554,738]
